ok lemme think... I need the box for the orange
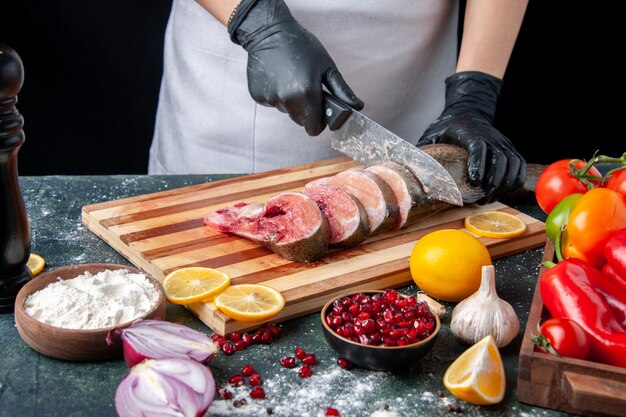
[163,267,231,304]
[443,335,505,405]
[409,229,491,301]
[214,284,285,322]
[464,211,527,239]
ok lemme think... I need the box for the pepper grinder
[0,44,32,313]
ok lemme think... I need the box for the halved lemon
[27,253,46,276]
[214,284,285,322]
[163,267,231,305]
[443,335,505,405]
[464,211,527,239]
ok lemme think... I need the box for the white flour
[24,269,159,329]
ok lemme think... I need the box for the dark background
[1,1,622,175]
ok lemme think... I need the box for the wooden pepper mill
[0,43,32,313]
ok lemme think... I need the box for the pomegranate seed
[357,312,371,320]
[218,387,233,399]
[397,321,411,329]
[332,306,344,316]
[249,373,262,386]
[331,316,343,328]
[395,298,408,308]
[266,322,282,338]
[354,325,364,336]
[210,333,222,341]
[280,356,297,368]
[325,407,340,416]
[299,365,313,378]
[335,327,345,337]
[260,328,272,344]
[370,333,381,344]
[241,364,255,376]
[326,315,335,328]
[250,387,266,400]
[348,304,360,316]
[358,334,371,345]
[340,297,352,306]
[397,339,409,346]
[405,296,417,305]
[295,348,307,360]
[337,357,354,370]
[215,338,228,349]
[228,332,242,341]
[235,340,247,351]
[383,309,394,323]
[302,354,317,365]
[361,303,374,314]
[361,319,376,334]
[383,337,396,346]
[221,342,236,355]
[342,323,355,338]
[228,374,244,386]
[384,289,397,303]
[251,331,263,344]
[242,333,253,346]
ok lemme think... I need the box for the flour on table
[24,269,159,329]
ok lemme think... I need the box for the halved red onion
[117,319,218,367]
[115,358,215,417]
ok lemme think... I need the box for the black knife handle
[323,92,353,131]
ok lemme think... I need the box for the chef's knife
[323,93,463,206]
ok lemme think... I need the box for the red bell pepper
[602,263,626,294]
[605,227,626,279]
[540,258,626,368]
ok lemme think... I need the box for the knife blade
[324,93,463,206]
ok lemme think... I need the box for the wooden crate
[517,239,626,416]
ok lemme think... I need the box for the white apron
[149,0,459,174]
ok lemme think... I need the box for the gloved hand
[416,71,526,204]
[228,0,363,136]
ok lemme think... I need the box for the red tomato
[535,159,602,214]
[535,317,591,360]
[606,168,626,198]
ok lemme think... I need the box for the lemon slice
[443,335,505,405]
[163,267,231,304]
[26,253,46,276]
[464,211,527,239]
[214,284,285,322]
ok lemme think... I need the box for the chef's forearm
[195,0,241,26]
[456,0,529,79]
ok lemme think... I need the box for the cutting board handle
[323,92,352,131]
[562,371,626,417]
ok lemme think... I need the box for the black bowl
[320,290,440,371]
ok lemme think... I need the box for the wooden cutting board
[82,157,546,335]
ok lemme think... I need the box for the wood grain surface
[82,157,547,334]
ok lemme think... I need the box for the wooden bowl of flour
[14,263,166,362]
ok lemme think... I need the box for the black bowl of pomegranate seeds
[320,289,440,371]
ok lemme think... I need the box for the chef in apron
[150,0,527,204]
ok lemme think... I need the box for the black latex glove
[416,71,526,204]
[228,0,363,136]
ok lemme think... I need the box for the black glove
[417,71,526,204]
[228,0,363,136]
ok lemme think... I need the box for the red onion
[117,319,218,367]
[115,358,215,417]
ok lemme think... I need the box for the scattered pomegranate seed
[265,322,283,338]
[325,407,340,416]
[241,364,255,376]
[249,373,262,386]
[221,342,236,355]
[280,356,297,368]
[260,328,272,344]
[337,357,354,370]
[235,340,247,351]
[295,347,307,360]
[218,387,233,400]
[250,387,266,400]
[298,365,313,378]
[302,354,317,365]
[228,332,242,341]
[228,374,244,387]
[242,333,253,346]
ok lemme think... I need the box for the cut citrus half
[464,211,527,239]
[163,267,231,305]
[214,284,285,322]
[443,334,505,405]
[27,253,46,276]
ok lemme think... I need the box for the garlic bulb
[450,265,520,348]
